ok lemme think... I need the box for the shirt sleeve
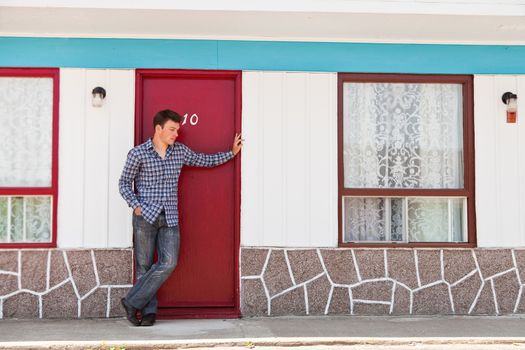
[181,143,234,168]
[118,149,141,209]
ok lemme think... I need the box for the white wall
[58,69,135,248]
[241,71,338,247]
[55,70,525,249]
[475,75,525,247]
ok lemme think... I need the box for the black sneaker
[141,313,156,326]
[121,298,141,326]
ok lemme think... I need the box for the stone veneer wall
[0,249,132,319]
[241,248,525,316]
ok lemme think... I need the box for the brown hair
[153,109,182,129]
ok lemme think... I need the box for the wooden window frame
[337,73,476,248]
[0,68,59,248]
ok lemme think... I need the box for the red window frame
[337,73,476,248]
[0,68,59,248]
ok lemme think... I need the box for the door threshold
[157,307,240,319]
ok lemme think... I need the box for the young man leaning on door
[118,109,242,326]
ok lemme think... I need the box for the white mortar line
[302,272,326,285]
[260,278,271,316]
[270,284,304,300]
[0,271,18,276]
[324,285,334,315]
[351,250,361,282]
[38,295,42,319]
[269,272,326,300]
[317,249,333,284]
[106,287,111,318]
[44,278,71,295]
[80,285,99,301]
[91,250,100,286]
[512,250,523,285]
[261,249,272,279]
[283,250,296,285]
[353,299,391,305]
[348,277,411,292]
[1,279,70,301]
[448,283,455,314]
[384,249,389,278]
[450,269,478,287]
[78,299,81,318]
[472,249,483,280]
[240,276,261,280]
[347,277,392,284]
[46,250,51,291]
[63,251,81,300]
[392,280,411,291]
[303,285,309,315]
[0,298,3,319]
[514,285,523,313]
[348,287,353,315]
[440,250,445,281]
[491,278,499,315]
[389,283,397,314]
[357,277,390,283]
[99,284,133,288]
[414,250,421,288]
[409,290,414,314]
[17,250,21,290]
[1,290,22,299]
[412,280,445,292]
[487,267,517,280]
[469,280,485,315]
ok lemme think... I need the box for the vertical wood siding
[475,75,525,247]
[55,70,525,249]
[58,69,134,248]
[241,72,338,247]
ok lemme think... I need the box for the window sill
[0,242,56,249]
[338,242,477,249]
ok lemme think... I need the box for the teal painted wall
[1,37,524,73]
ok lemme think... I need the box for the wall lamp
[92,87,106,108]
[501,92,517,123]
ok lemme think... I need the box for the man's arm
[118,149,141,211]
[182,133,243,167]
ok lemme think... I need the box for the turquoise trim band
[2,37,525,74]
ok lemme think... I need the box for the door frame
[134,69,242,319]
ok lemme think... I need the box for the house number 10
[182,113,199,126]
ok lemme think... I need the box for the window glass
[343,82,464,189]
[0,196,52,243]
[0,77,53,187]
[343,197,466,243]
[340,75,473,245]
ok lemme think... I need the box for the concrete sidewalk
[1,315,525,349]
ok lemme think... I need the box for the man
[118,109,242,326]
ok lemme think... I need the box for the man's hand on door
[232,133,244,156]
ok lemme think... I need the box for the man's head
[153,109,182,145]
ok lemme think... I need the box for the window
[338,74,475,247]
[0,68,59,247]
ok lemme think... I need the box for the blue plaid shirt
[119,138,234,227]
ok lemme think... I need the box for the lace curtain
[0,77,53,242]
[342,82,465,242]
[0,197,51,242]
[0,77,53,187]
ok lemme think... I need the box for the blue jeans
[125,212,180,315]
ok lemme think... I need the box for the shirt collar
[145,138,154,150]
[146,138,175,157]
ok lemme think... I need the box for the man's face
[156,120,180,145]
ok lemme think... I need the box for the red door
[135,70,241,318]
